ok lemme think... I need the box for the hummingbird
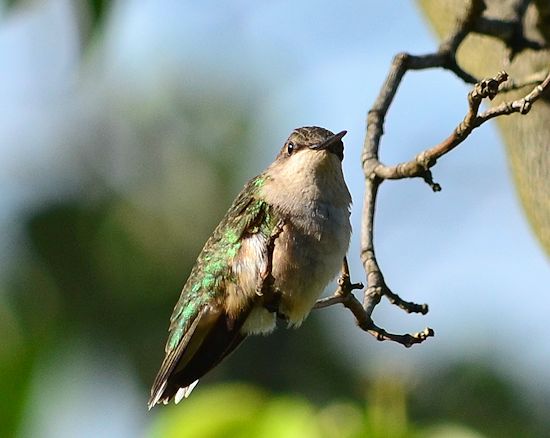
[148,126,352,409]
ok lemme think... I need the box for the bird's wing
[148,176,278,408]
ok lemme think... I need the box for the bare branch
[314,257,363,309]
[315,0,548,349]
[476,71,550,122]
[371,69,549,183]
[358,72,549,339]
[347,0,548,348]
[373,71,510,182]
[357,0,487,346]
[498,69,550,92]
[314,258,434,347]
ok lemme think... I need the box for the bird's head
[267,126,347,184]
[277,126,346,163]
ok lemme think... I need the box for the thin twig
[314,257,363,309]
[498,70,550,92]
[476,71,550,122]
[315,0,548,348]
[373,70,550,182]
[314,258,434,347]
[345,0,548,348]
[373,71,510,182]
[358,0,488,346]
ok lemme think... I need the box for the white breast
[274,205,350,325]
[258,149,352,327]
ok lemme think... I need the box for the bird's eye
[287,142,295,155]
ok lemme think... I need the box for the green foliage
[149,379,492,438]
[0,339,38,437]
[365,377,410,438]
[4,0,108,32]
[88,0,108,29]
[148,384,363,438]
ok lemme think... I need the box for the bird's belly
[273,208,350,325]
[239,204,350,335]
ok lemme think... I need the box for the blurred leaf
[421,423,487,438]
[3,0,108,42]
[149,384,331,438]
[252,396,321,438]
[149,384,267,438]
[88,0,107,29]
[0,342,38,438]
[365,376,418,438]
[316,402,364,438]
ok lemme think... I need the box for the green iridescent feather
[165,175,277,353]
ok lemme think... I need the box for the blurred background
[1,0,549,437]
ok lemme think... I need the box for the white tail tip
[174,380,199,404]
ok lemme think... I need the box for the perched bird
[148,126,352,409]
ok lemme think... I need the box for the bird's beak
[309,130,346,160]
